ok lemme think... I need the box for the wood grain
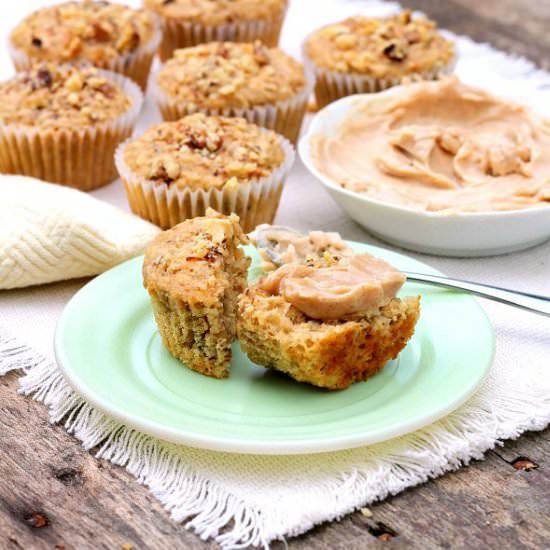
[2,1,550,549]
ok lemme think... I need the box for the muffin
[152,41,313,144]
[238,252,420,390]
[9,1,160,90]
[115,113,294,232]
[143,209,251,378]
[304,10,455,109]
[143,0,288,61]
[0,64,142,190]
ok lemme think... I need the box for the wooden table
[1,1,549,548]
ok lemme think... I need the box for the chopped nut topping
[383,40,408,61]
[10,2,156,68]
[305,12,454,78]
[143,0,287,27]
[123,113,285,190]
[0,64,131,128]
[156,41,306,111]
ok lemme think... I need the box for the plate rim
[54,242,496,455]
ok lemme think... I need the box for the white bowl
[299,91,550,257]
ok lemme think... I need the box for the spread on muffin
[258,254,406,320]
[10,1,156,67]
[143,0,287,27]
[0,64,132,129]
[311,78,550,213]
[122,113,285,190]
[254,225,353,271]
[304,11,454,78]
[156,41,306,110]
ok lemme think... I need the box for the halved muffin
[237,252,420,389]
[143,209,250,378]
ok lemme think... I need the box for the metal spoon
[254,226,550,318]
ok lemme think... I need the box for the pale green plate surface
[54,242,495,455]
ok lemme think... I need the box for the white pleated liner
[0,69,143,191]
[7,12,162,90]
[150,64,315,144]
[158,11,288,61]
[115,131,295,232]
[304,50,457,108]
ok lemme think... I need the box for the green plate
[54,242,495,455]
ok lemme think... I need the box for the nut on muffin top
[0,64,132,129]
[10,1,156,67]
[143,0,287,26]
[122,113,285,190]
[304,11,454,78]
[143,209,248,303]
[156,41,306,110]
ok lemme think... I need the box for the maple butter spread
[311,78,550,213]
[258,254,405,320]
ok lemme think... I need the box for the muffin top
[143,0,287,26]
[10,1,157,67]
[156,41,306,110]
[304,11,454,78]
[0,64,132,130]
[143,209,249,303]
[122,113,285,190]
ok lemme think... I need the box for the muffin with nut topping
[143,0,288,61]
[115,113,294,232]
[0,64,142,190]
[304,10,455,108]
[143,209,250,379]
[153,41,313,144]
[9,1,160,90]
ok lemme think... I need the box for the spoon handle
[405,272,550,318]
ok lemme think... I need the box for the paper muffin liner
[157,13,287,62]
[114,132,295,233]
[7,13,161,90]
[150,65,315,145]
[0,70,143,191]
[305,53,457,109]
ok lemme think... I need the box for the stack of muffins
[0,0,455,231]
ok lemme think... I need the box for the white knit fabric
[1,1,550,549]
[0,176,160,289]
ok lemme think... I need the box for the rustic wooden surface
[1,1,550,549]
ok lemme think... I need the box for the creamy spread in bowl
[310,78,550,214]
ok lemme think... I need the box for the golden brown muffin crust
[304,10,454,78]
[143,210,248,304]
[143,0,287,26]
[0,64,131,129]
[157,41,306,110]
[10,1,156,67]
[122,113,285,191]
